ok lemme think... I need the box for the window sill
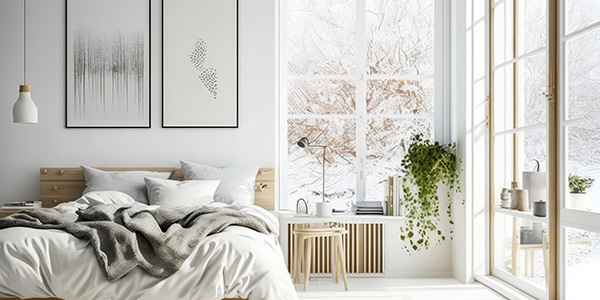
[279,211,407,222]
[475,274,538,300]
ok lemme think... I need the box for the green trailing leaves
[399,134,461,253]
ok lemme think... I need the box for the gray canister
[533,200,546,217]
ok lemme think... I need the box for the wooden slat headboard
[39,167,275,211]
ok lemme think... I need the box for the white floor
[295,278,506,300]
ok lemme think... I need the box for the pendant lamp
[13,0,38,124]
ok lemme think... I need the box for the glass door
[559,0,600,298]
[490,0,549,298]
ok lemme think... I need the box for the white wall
[0,0,277,204]
[450,0,471,283]
[384,207,452,277]
[450,0,488,283]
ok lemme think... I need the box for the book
[352,201,384,215]
[354,210,384,215]
[355,201,383,208]
[1,201,41,210]
[394,176,403,216]
[388,176,394,216]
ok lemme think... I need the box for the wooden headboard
[39,167,275,211]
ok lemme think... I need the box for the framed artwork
[162,0,238,128]
[66,0,151,128]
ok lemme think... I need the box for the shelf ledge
[279,211,407,222]
[494,206,548,223]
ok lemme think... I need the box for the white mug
[316,202,333,217]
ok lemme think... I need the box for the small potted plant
[568,174,595,210]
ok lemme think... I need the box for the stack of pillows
[80,161,260,207]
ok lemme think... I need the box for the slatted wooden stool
[292,227,348,291]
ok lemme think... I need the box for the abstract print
[190,39,218,100]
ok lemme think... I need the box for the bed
[0,167,297,300]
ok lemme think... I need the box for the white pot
[316,202,332,217]
[569,193,590,210]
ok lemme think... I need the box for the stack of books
[352,201,384,215]
[1,201,41,210]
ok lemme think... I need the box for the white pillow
[180,161,259,205]
[144,177,220,207]
[81,166,173,204]
[54,191,139,214]
[75,191,137,206]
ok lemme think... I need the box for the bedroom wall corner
[450,0,488,284]
[450,0,473,284]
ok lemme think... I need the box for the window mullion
[356,0,367,201]
[512,0,520,188]
[278,0,289,210]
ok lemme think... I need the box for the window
[488,0,600,298]
[279,0,446,210]
[490,0,549,297]
[562,0,600,214]
[560,0,600,298]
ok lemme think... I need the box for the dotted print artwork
[190,39,218,100]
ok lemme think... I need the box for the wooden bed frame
[39,167,275,210]
[0,167,277,300]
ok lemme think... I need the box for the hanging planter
[399,134,461,253]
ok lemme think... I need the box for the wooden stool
[292,227,348,291]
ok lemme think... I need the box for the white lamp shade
[13,85,37,124]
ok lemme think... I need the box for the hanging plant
[399,134,461,252]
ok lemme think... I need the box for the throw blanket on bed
[0,205,270,282]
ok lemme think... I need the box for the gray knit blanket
[0,205,271,282]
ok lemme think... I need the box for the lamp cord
[23,0,26,85]
[322,146,326,203]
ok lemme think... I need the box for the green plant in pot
[568,174,595,210]
[399,134,461,253]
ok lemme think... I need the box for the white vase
[569,193,590,210]
[316,202,332,217]
[523,171,547,206]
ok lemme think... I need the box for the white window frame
[558,0,600,237]
[487,0,551,298]
[277,0,451,211]
[558,0,600,298]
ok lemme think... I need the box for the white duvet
[0,193,298,300]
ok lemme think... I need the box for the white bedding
[0,198,298,300]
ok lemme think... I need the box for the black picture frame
[162,0,239,128]
[65,0,152,128]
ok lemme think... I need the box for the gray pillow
[81,166,173,204]
[180,161,259,205]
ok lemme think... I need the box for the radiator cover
[287,222,384,274]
